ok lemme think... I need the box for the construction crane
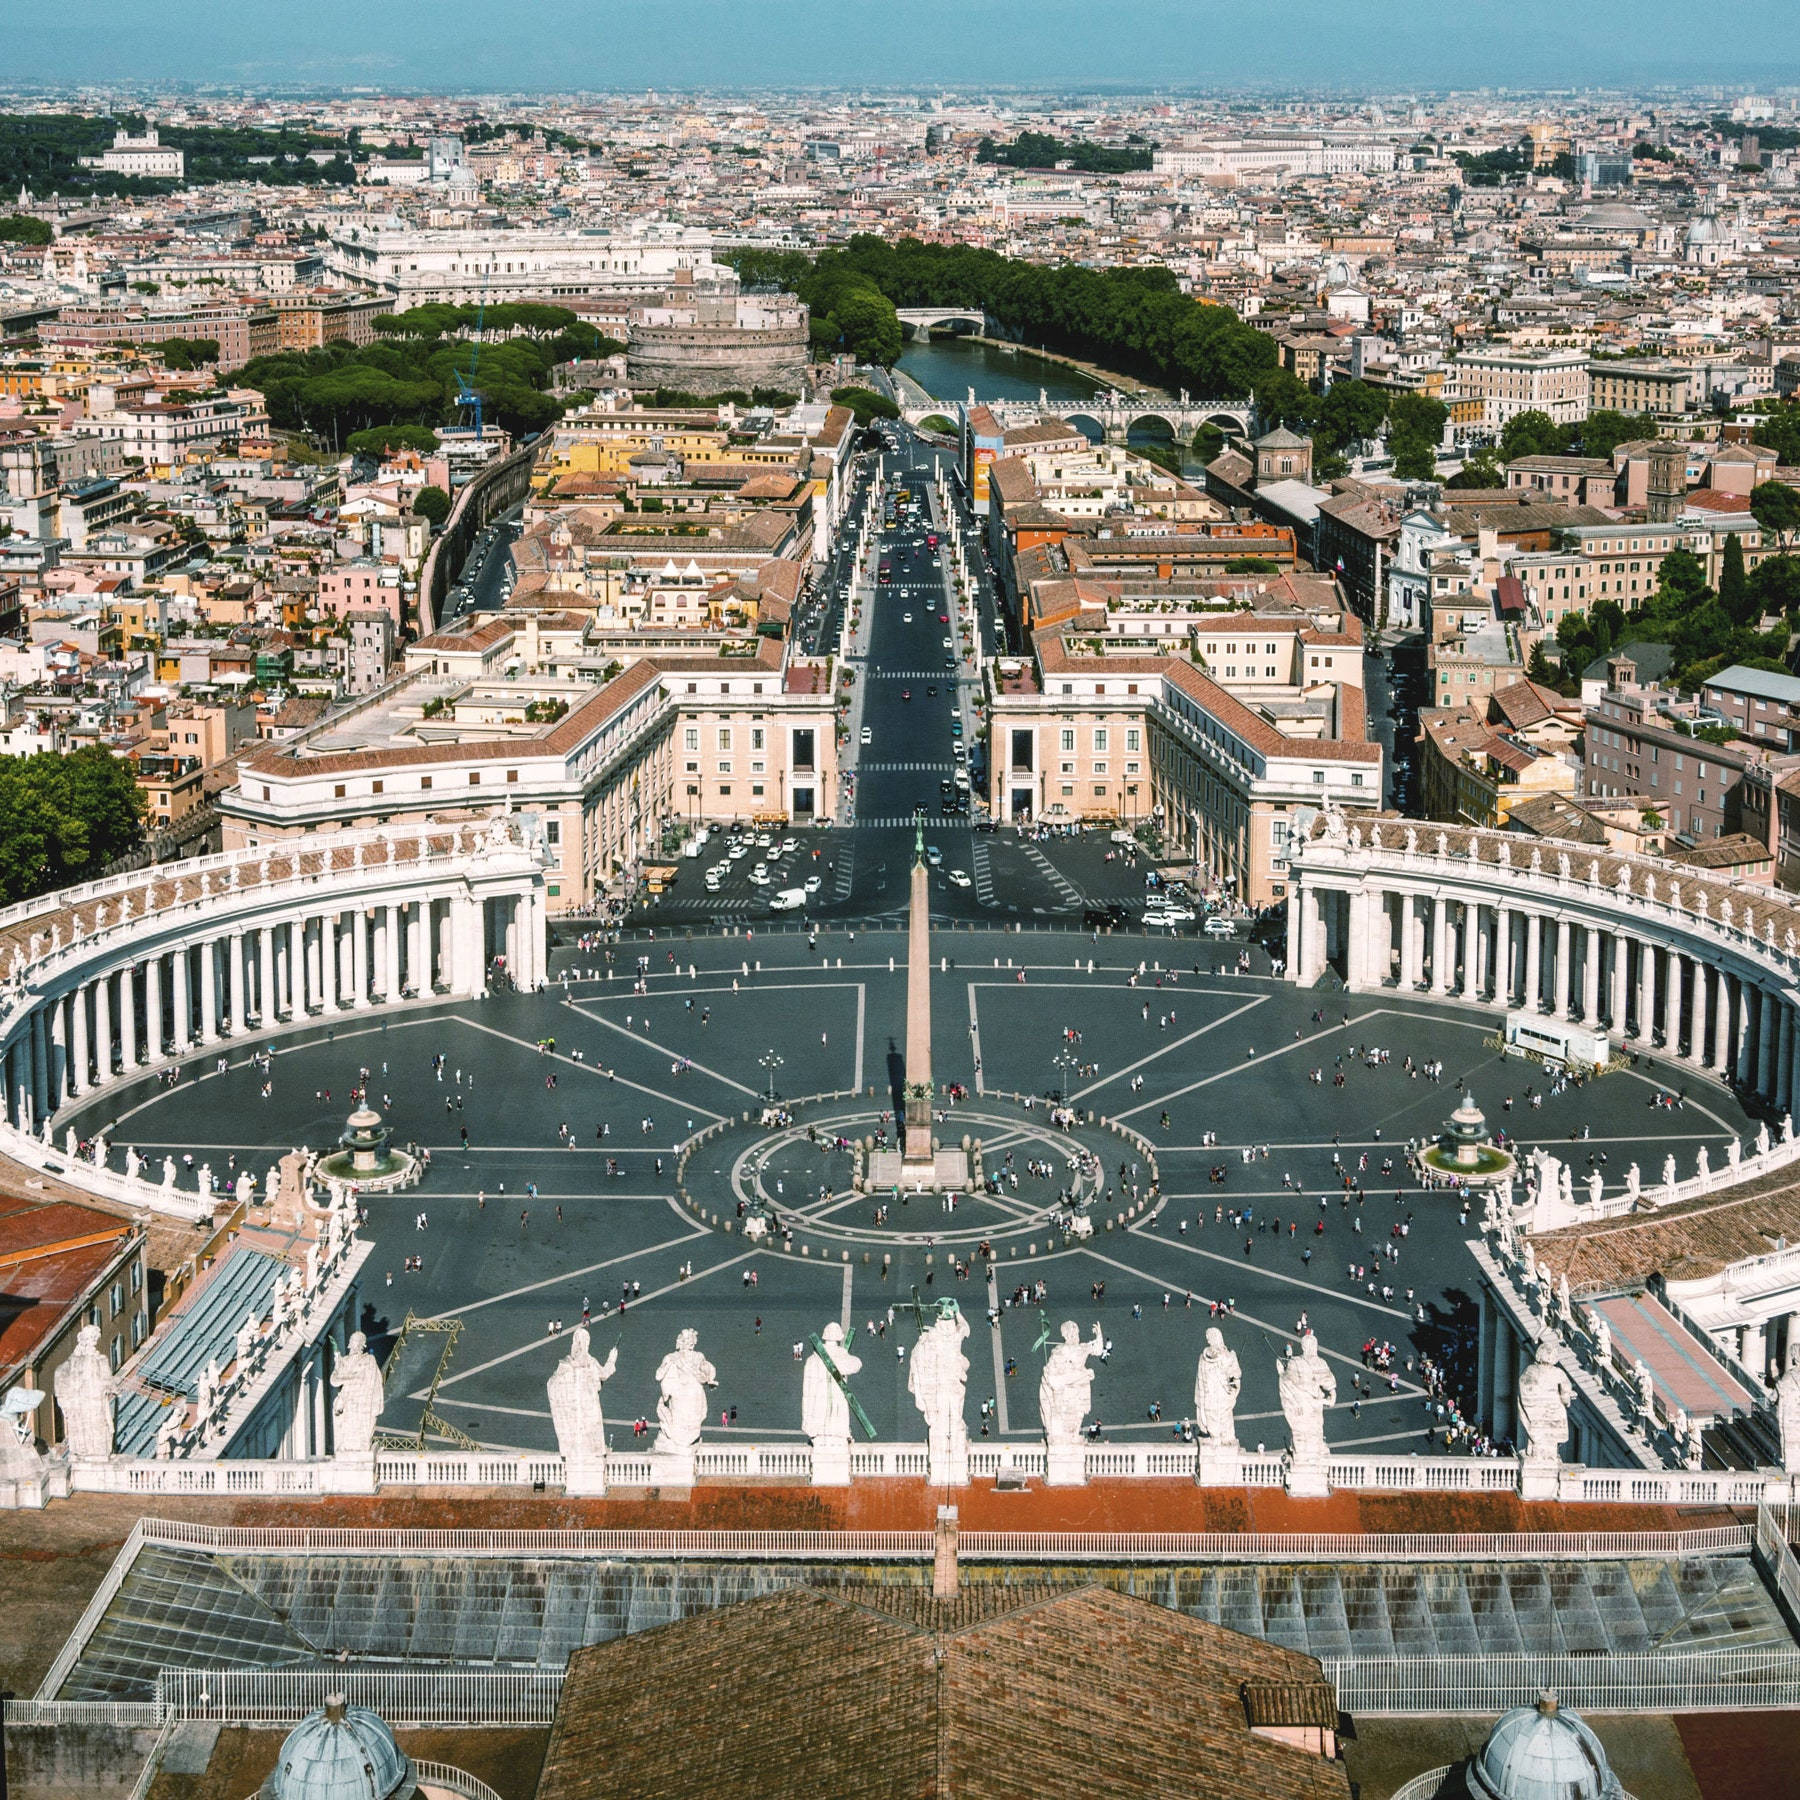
[455,273,488,440]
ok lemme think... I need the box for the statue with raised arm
[908,1301,971,1486]
[329,1331,384,1458]
[1278,1333,1337,1495]
[1194,1326,1243,1450]
[653,1328,715,1454]
[1586,1169,1604,1207]
[1038,1321,1105,1448]
[53,1323,115,1461]
[1516,1337,1572,1469]
[803,1322,863,1449]
[548,1326,618,1492]
[1777,1358,1800,1475]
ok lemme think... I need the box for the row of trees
[0,213,52,246]
[0,114,353,196]
[238,306,603,448]
[0,748,142,905]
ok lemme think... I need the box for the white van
[769,887,807,912]
[1109,830,1136,849]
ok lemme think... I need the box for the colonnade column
[229,932,246,1039]
[93,975,112,1083]
[1665,953,1684,1056]
[384,905,403,1001]
[199,939,219,1045]
[119,967,137,1072]
[173,945,192,1054]
[1609,935,1629,1036]
[1524,913,1543,1012]
[1495,907,1514,1007]
[1637,944,1656,1048]
[260,927,276,1025]
[146,953,165,1063]
[1581,927,1601,1025]
[68,987,89,1097]
[1740,984,1761,1091]
[1553,918,1571,1018]
[1714,974,1735,1079]
[322,914,340,1012]
[351,911,369,1008]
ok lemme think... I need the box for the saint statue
[1277,1332,1337,1467]
[329,1331,384,1457]
[547,1326,618,1466]
[1777,1358,1800,1475]
[802,1322,863,1446]
[53,1323,114,1461]
[908,1303,971,1472]
[1516,1337,1572,1467]
[1037,1321,1104,1448]
[1193,1326,1242,1449]
[653,1328,716,1453]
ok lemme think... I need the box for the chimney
[933,1504,959,1599]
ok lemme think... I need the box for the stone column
[1495,907,1515,1007]
[1521,911,1541,1012]
[1637,944,1657,1048]
[380,905,399,1001]
[1608,935,1628,1037]
[1581,927,1601,1024]
[68,986,89,1097]
[146,953,165,1064]
[1477,1287,1494,1425]
[1553,918,1572,1018]
[1397,894,1418,989]
[1778,1007,1795,1120]
[1492,1316,1517,1444]
[93,974,112,1082]
[322,914,339,1012]
[1664,953,1684,1056]
[351,909,369,1006]
[30,1007,49,1121]
[1689,961,1710,1069]
[1458,903,1480,1001]
[1474,905,1493,999]
[172,946,193,1054]
[1430,897,1451,994]
[198,939,218,1045]
[118,966,137,1072]
[229,931,247,1036]
[1739,982,1760,1091]
[260,927,276,1024]
[289,917,305,1013]
[1714,973,1735,1080]
[409,902,427,994]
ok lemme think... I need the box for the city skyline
[8,0,1800,93]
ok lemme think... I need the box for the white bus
[1504,1011,1611,1071]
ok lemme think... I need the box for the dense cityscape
[1,55,1800,1800]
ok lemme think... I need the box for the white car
[729,843,750,861]
[903,612,914,623]
[751,862,769,880]
[947,869,972,888]
[1157,902,1198,924]
[748,869,771,887]
[860,726,873,746]
[779,839,798,856]
[804,874,823,894]
[942,635,953,649]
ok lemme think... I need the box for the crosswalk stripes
[832,840,856,900]
[971,837,996,904]
[1022,841,1085,907]
[857,761,955,773]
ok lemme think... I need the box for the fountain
[315,1103,419,1195]
[1416,1092,1517,1188]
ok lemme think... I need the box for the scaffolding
[376,1311,478,1451]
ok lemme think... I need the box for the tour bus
[1504,1011,1611,1071]
[927,533,939,549]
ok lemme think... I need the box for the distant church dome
[260,1696,415,1800]
[1470,1693,1623,1800]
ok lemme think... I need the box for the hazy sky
[7,0,1798,93]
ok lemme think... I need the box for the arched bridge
[901,394,1256,445]
[895,308,992,340]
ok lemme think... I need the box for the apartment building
[1451,348,1590,428]
[988,630,1380,907]
[1587,360,1694,416]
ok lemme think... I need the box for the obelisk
[903,820,935,1167]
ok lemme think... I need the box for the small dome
[262,1696,412,1800]
[1471,1694,1621,1800]
[1685,214,1719,245]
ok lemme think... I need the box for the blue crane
[455,278,488,439]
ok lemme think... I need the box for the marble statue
[1624,1163,1641,1203]
[653,1328,716,1454]
[1721,897,1735,929]
[234,1171,254,1208]
[196,1163,214,1198]
[1516,1337,1572,1468]
[1436,831,1450,860]
[1369,825,1383,850]
[124,1146,141,1182]
[234,1311,259,1373]
[1534,1155,1561,1211]
[153,1410,183,1460]
[303,1241,321,1292]
[1559,1162,1573,1209]
[196,1360,219,1426]
[1194,1326,1243,1450]
[1696,1146,1711,1188]
[1556,850,1571,881]
[63,1127,76,1159]
[1038,1321,1105,1449]
[1634,1358,1656,1418]
[1587,1170,1604,1206]
[160,1156,176,1191]
[1728,1139,1742,1171]
[1529,848,1542,875]
[92,1133,107,1168]
[1497,841,1510,869]
[1556,1273,1572,1323]
[1778,1359,1800,1474]
[53,1323,114,1460]
[1594,1316,1612,1368]
[0,1385,44,1483]
[1682,1411,1705,1471]
[802,1322,863,1449]
[329,1332,384,1457]
[1277,1333,1337,1491]
[1662,1153,1678,1191]
[908,1303,971,1484]
[1404,827,1418,856]
[1522,1238,1538,1287]
[1784,1115,1794,1145]
[547,1326,618,1476]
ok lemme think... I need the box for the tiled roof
[534,1582,1347,1800]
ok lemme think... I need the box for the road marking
[1116,1228,1413,1322]
[1021,842,1084,907]
[454,1017,729,1121]
[560,999,756,1098]
[413,1227,708,1324]
[841,1263,854,1333]
[1070,996,1270,1102]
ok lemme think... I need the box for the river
[895,337,1101,409]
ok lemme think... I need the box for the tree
[1249,368,1316,430]
[0,213,51,246]
[1526,641,1557,687]
[1719,532,1751,623]
[830,386,900,426]
[411,485,451,527]
[145,337,219,372]
[1391,433,1438,481]
[818,287,902,367]
[347,424,440,457]
[1314,379,1388,453]
[1751,480,1800,538]
[1653,544,1710,609]
[0,748,142,903]
[1574,409,1648,461]
[1749,554,1800,618]
[1447,449,1503,489]
[1190,422,1227,464]
[1499,410,1568,461]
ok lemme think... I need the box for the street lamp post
[760,1049,785,1104]
[1051,1046,1078,1102]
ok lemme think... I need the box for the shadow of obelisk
[902,821,936,1171]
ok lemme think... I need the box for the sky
[5,0,1798,94]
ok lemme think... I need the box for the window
[130,1261,141,1295]
[545,819,561,845]
[718,728,732,752]
[751,728,765,751]
[1093,783,1107,797]
[371,780,383,796]
[420,776,432,790]
[1126,728,1141,752]
[507,770,519,784]
[1352,772,1365,787]
[334,784,345,799]
[1060,728,1076,753]
[1094,728,1109,753]
[684,727,699,752]
[751,759,766,774]
[469,772,480,786]
[110,1281,124,1318]
[717,762,732,775]
[1313,771,1325,785]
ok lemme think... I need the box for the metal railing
[1755,1499,1800,1621]
[414,1761,504,1800]
[1327,1647,1800,1714]
[35,1517,150,1699]
[158,1667,562,1727]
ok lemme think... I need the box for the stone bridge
[895,307,992,340]
[901,393,1256,444]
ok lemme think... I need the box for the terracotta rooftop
[535,1582,1348,1800]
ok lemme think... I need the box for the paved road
[440,503,523,625]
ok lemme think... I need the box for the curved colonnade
[1286,817,1800,1138]
[0,819,551,1214]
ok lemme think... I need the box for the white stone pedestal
[330,1451,377,1495]
[1195,1442,1241,1487]
[1518,1457,1559,1501]
[810,1439,851,1487]
[1284,1453,1330,1499]
[563,1453,608,1498]
[927,1444,969,1488]
[645,1448,696,1489]
[1045,1443,1087,1487]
